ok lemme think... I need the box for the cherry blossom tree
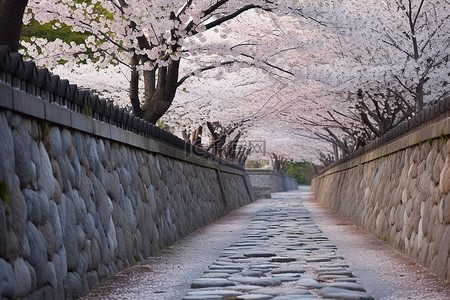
[14,0,448,162]
[269,153,292,173]
[22,0,308,124]
[298,87,414,161]
[284,0,449,161]
[19,0,341,162]
[331,0,449,110]
[376,0,449,110]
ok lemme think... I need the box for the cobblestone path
[183,193,374,300]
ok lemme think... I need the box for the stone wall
[0,49,254,299]
[312,116,450,282]
[246,169,298,199]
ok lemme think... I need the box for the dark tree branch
[202,0,229,17]
[239,53,294,76]
[177,60,237,87]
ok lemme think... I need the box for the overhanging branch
[176,60,237,87]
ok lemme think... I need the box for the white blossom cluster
[21,0,449,161]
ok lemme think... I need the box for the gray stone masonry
[312,116,450,283]
[247,169,298,199]
[0,106,253,299]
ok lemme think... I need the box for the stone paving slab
[183,195,374,300]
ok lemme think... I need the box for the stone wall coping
[316,115,450,179]
[245,169,297,181]
[0,81,245,176]
[245,168,283,175]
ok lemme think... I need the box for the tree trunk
[0,0,29,52]
[416,78,424,111]
[142,59,180,124]
[192,126,202,146]
[144,68,156,103]
[129,54,143,117]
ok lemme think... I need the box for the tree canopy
[18,0,449,162]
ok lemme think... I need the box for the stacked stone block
[246,169,299,199]
[312,135,450,282]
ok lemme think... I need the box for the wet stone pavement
[183,194,374,300]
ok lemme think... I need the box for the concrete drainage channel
[183,192,374,300]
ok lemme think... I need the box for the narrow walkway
[82,187,450,300]
[183,190,373,300]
